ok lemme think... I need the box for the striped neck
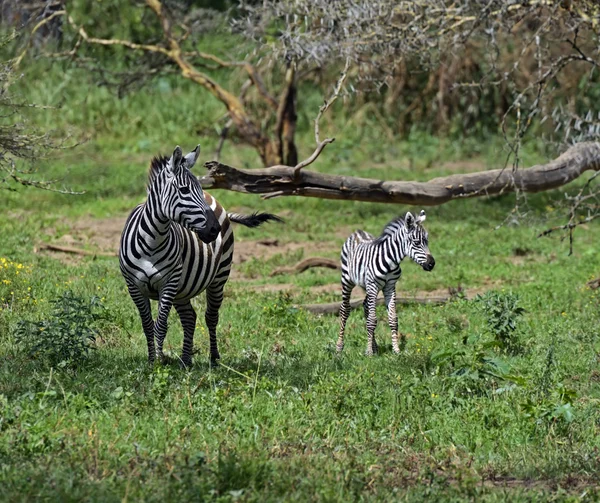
[376,223,408,266]
[137,181,173,252]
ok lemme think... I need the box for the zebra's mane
[372,216,410,245]
[147,155,169,191]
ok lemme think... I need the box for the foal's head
[403,210,435,271]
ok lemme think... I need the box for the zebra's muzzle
[195,220,221,243]
[422,255,435,271]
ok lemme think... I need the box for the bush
[476,291,525,353]
[14,291,105,367]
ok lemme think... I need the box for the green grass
[1,59,600,502]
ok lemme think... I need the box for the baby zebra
[119,144,281,367]
[337,211,435,355]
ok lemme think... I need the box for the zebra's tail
[227,212,284,228]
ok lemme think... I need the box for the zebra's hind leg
[383,283,402,354]
[126,282,156,363]
[363,287,379,355]
[337,282,354,353]
[205,283,225,365]
[175,301,197,368]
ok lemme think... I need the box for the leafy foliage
[429,335,524,396]
[14,291,104,367]
[476,291,525,352]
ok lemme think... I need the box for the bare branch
[271,257,340,276]
[315,58,350,144]
[291,138,335,179]
[202,142,600,205]
[13,9,66,67]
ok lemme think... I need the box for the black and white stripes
[337,211,435,355]
[119,145,281,366]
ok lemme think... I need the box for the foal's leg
[363,284,379,355]
[175,301,197,368]
[337,281,354,353]
[383,282,402,354]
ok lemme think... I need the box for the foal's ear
[417,209,426,223]
[405,212,416,230]
[168,145,183,174]
[184,144,201,170]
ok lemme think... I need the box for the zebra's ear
[168,146,183,174]
[184,144,201,170]
[417,209,426,223]
[405,212,416,230]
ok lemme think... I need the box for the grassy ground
[1,61,600,502]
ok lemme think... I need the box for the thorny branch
[237,0,600,243]
[47,0,298,166]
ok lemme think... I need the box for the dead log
[201,142,600,206]
[38,243,116,257]
[271,257,340,276]
[301,294,454,315]
[587,277,600,289]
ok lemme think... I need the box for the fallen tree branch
[271,257,340,276]
[300,294,456,315]
[202,142,600,206]
[587,277,600,290]
[38,243,116,257]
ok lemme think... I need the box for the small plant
[521,383,577,430]
[14,291,104,367]
[476,291,525,352]
[430,338,524,396]
[0,257,34,311]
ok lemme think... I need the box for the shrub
[14,291,105,367]
[476,291,525,352]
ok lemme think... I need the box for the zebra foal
[337,211,435,355]
[119,144,281,367]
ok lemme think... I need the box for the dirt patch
[70,216,126,254]
[248,283,341,295]
[234,239,336,265]
[39,215,339,265]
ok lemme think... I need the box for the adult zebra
[337,211,435,356]
[119,144,281,367]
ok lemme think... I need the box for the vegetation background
[0,1,599,501]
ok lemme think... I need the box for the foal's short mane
[372,216,407,245]
[147,155,169,190]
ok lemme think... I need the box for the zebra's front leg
[337,282,354,353]
[363,287,379,356]
[205,283,225,365]
[154,285,178,363]
[175,301,197,368]
[383,283,402,354]
[126,282,156,363]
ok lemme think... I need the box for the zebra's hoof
[179,359,193,369]
[365,346,378,356]
[209,354,221,367]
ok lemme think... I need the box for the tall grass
[0,50,598,502]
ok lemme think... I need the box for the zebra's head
[404,210,435,271]
[159,145,221,243]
